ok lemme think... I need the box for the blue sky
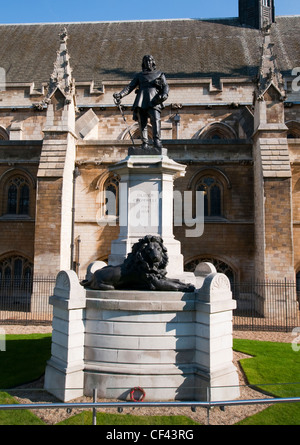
[0,0,299,24]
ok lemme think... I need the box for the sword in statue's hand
[113,93,135,146]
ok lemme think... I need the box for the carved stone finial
[38,27,75,108]
[255,29,286,102]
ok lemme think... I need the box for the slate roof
[0,16,299,88]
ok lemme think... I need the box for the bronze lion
[81,235,195,292]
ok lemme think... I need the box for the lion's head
[124,235,168,278]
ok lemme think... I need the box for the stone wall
[0,143,41,264]
[264,178,295,280]
[292,164,300,271]
[0,78,299,282]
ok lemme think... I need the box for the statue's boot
[141,128,150,150]
[141,140,150,150]
[153,138,163,149]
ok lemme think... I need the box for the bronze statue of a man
[113,55,169,150]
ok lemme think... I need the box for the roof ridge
[276,15,300,18]
[0,14,299,26]
[0,17,239,26]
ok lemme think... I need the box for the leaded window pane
[210,184,221,216]
[196,177,222,217]
[19,184,30,215]
[14,258,23,279]
[7,184,17,214]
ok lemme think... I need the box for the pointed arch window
[96,171,120,223]
[0,255,33,286]
[188,168,231,221]
[196,177,222,217]
[7,183,17,214]
[198,122,237,140]
[104,175,120,217]
[5,176,30,216]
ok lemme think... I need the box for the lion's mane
[122,235,168,280]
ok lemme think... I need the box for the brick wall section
[294,226,300,273]
[174,163,254,281]
[264,178,295,280]
[0,111,46,140]
[87,106,251,141]
[33,177,63,274]
[75,224,120,277]
[74,164,126,275]
[253,132,294,281]
[292,165,300,271]
[253,142,265,282]
[0,220,35,261]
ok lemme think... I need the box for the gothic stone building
[0,0,300,298]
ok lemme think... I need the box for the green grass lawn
[233,339,300,425]
[0,334,52,425]
[0,334,52,389]
[0,391,45,425]
[0,333,299,425]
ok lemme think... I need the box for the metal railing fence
[232,280,300,332]
[0,391,299,426]
[0,277,299,331]
[0,276,55,324]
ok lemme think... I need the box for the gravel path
[1,324,296,425]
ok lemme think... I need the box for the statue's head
[142,55,156,71]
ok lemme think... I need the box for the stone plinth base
[195,366,240,401]
[44,361,84,402]
[44,266,240,402]
[84,368,195,401]
[84,289,196,401]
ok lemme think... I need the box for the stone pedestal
[84,289,196,401]
[44,264,240,403]
[44,271,86,402]
[194,269,240,401]
[108,153,187,277]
